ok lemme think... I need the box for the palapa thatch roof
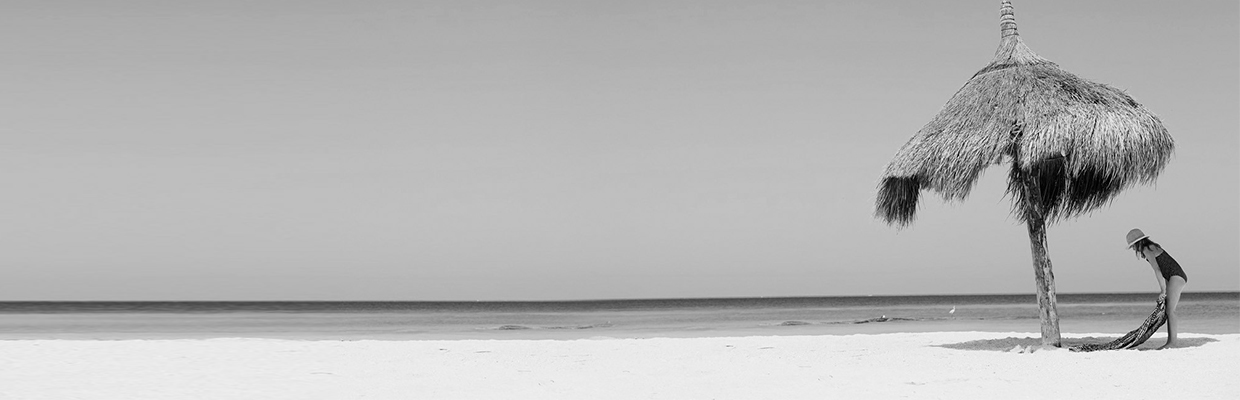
[876,0,1174,226]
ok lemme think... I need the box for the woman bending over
[1126,228,1187,350]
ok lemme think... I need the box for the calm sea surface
[1,292,1236,340]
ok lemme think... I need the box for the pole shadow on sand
[938,336,1216,352]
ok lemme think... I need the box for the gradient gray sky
[2,0,1236,301]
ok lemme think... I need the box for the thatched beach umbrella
[875,0,1174,346]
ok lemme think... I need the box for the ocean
[2,292,1236,340]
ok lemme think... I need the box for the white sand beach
[2,332,1236,399]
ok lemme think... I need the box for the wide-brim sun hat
[1125,228,1149,247]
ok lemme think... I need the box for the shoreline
[5,292,1234,342]
[2,316,1235,341]
[0,331,1228,346]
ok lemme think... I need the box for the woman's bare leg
[1159,276,1186,349]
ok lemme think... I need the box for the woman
[1126,228,1187,349]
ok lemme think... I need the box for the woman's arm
[1144,249,1167,295]
[1151,267,1167,295]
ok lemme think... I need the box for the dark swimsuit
[1154,251,1187,282]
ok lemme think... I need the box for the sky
[1,0,1236,301]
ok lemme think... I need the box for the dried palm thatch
[876,0,1174,226]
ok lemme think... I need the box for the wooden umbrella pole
[1020,171,1063,347]
[1025,217,1062,347]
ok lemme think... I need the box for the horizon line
[3,290,1237,303]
